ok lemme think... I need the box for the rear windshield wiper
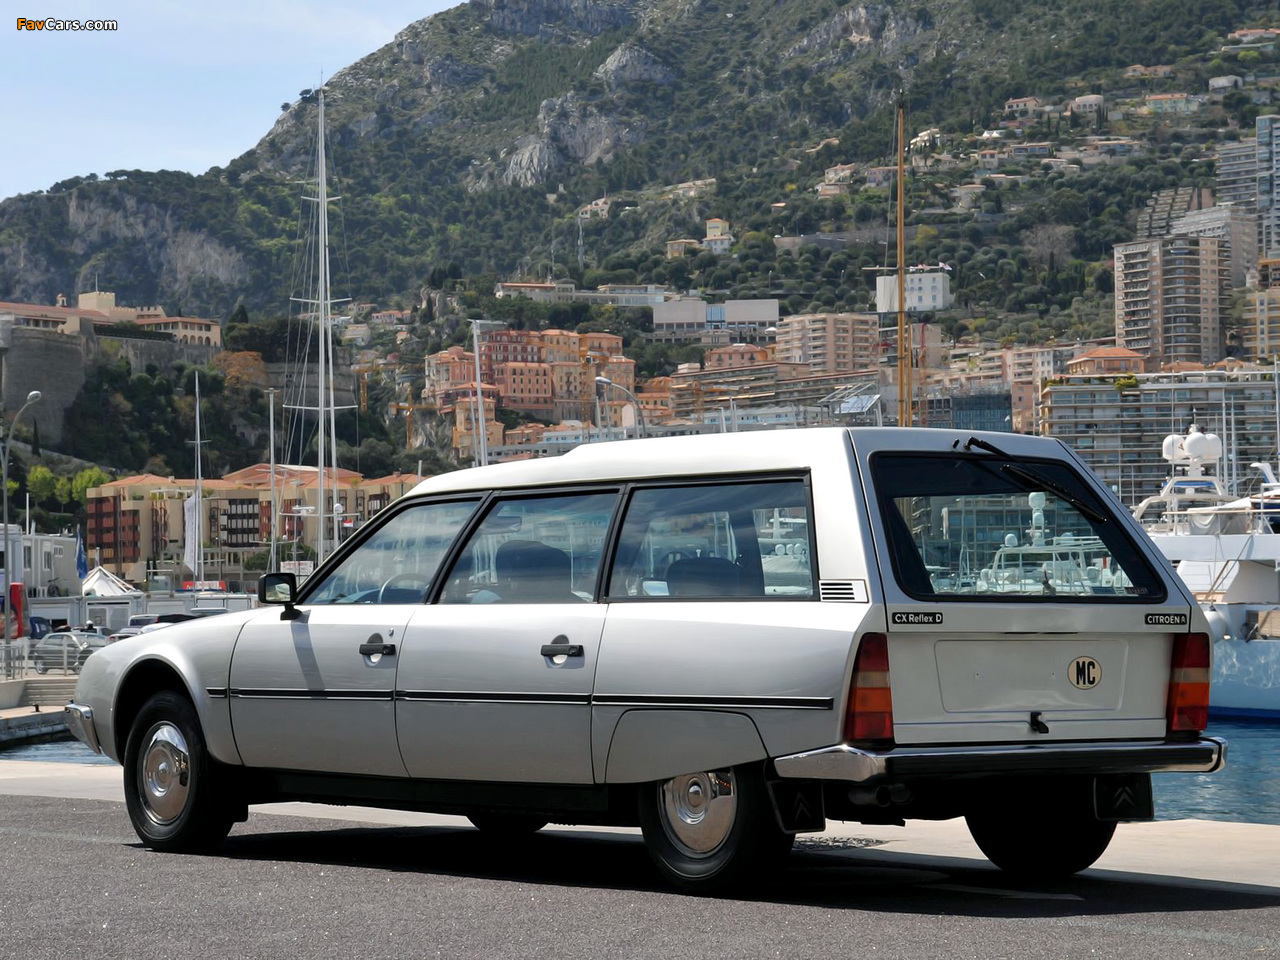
[959,436,1012,458]
[1001,462,1108,525]
[960,435,1109,524]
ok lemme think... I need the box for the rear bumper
[64,702,102,755]
[773,736,1227,784]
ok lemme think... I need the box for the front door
[230,606,412,776]
[395,491,617,783]
[229,497,481,776]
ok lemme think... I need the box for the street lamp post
[3,390,41,676]
[467,318,505,466]
[595,376,646,438]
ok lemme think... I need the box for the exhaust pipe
[848,784,913,808]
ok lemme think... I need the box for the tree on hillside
[72,468,112,505]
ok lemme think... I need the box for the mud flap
[767,779,826,833]
[1093,772,1154,822]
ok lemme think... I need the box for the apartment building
[874,268,954,314]
[668,362,809,419]
[0,291,221,345]
[1113,235,1229,366]
[1170,204,1259,287]
[491,281,671,307]
[1040,368,1280,505]
[703,218,734,255]
[482,329,542,383]
[1257,115,1280,256]
[1242,259,1280,359]
[493,361,555,419]
[774,312,879,374]
[1216,138,1259,207]
[704,343,772,369]
[651,298,780,341]
[85,463,424,586]
[1135,186,1214,239]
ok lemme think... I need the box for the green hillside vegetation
[0,0,1276,510]
[0,0,1267,319]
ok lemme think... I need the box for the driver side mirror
[259,572,301,620]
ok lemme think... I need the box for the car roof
[408,428,854,497]
[404,427,1075,499]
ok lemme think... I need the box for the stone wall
[1,328,89,446]
[0,325,220,446]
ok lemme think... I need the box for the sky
[2,1,459,201]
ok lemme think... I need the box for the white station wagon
[67,428,1225,891]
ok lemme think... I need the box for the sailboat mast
[895,100,910,428]
[268,387,277,571]
[316,89,330,562]
[194,371,204,583]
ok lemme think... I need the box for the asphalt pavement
[1,759,1279,959]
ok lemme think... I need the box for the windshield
[872,453,1165,601]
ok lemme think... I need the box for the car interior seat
[493,539,581,603]
[664,556,743,597]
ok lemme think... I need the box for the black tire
[638,763,794,894]
[966,776,1116,880]
[467,813,548,836]
[33,660,46,675]
[123,690,237,852]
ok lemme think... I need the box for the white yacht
[1134,426,1280,719]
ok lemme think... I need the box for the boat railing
[1142,503,1276,537]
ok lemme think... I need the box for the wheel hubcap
[140,722,191,825]
[658,770,737,857]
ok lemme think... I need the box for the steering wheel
[657,550,691,570]
[377,572,432,604]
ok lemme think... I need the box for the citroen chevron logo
[1113,786,1137,811]
[793,793,812,821]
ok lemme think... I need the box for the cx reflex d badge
[1069,656,1101,689]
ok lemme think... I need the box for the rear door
[850,429,1192,745]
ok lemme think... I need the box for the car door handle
[541,643,583,658]
[359,643,396,656]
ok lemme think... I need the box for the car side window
[607,479,814,599]
[305,498,481,604]
[439,492,616,604]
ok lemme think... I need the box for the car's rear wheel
[123,690,237,852]
[467,813,548,836]
[966,776,1116,879]
[638,763,793,893]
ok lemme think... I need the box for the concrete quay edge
[0,708,69,746]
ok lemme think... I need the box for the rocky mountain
[0,0,1260,317]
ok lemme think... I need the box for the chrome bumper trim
[773,737,1227,784]
[64,703,102,755]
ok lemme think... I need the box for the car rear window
[871,453,1165,602]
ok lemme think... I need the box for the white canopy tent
[81,566,143,598]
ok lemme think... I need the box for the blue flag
[75,526,89,579]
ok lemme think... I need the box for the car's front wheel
[638,763,793,893]
[32,660,46,675]
[123,690,238,852]
[966,776,1116,879]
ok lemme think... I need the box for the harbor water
[2,719,1277,825]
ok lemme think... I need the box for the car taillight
[1167,632,1210,734]
[844,632,894,744]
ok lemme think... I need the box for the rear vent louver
[819,580,868,602]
